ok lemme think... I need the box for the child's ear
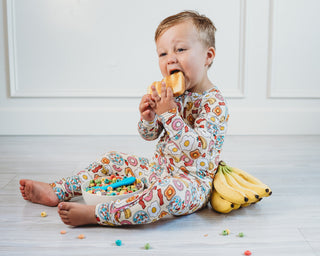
[205,47,215,67]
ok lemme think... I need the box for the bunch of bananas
[210,161,272,213]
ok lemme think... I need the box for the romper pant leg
[95,173,210,226]
[50,151,150,202]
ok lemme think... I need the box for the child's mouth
[170,69,182,75]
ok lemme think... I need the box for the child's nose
[167,53,178,64]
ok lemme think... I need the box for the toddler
[20,10,229,226]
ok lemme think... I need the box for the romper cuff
[158,108,178,124]
[140,116,158,127]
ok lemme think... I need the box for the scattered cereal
[78,234,85,239]
[204,234,208,237]
[40,211,47,217]
[60,230,67,234]
[144,243,151,250]
[238,232,244,237]
[222,229,229,235]
[115,239,122,246]
[244,250,252,255]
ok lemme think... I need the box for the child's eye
[177,48,185,52]
[159,52,167,57]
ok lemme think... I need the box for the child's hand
[151,82,177,116]
[139,94,156,121]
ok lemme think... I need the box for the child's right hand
[139,94,156,121]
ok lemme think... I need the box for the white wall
[0,0,319,135]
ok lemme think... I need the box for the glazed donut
[148,71,185,97]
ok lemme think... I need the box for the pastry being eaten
[148,71,185,97]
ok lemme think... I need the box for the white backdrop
[0,0,319,135]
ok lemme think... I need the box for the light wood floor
[0,135,319,256]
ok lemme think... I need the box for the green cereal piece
[222,230,228,236]
[144,243,151,250]
[238,232,244,237]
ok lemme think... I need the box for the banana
[241,202,251,208]
[230,166,272,196]
[210,189,239,213]
[210,161,271,214]
[223,169,260,203]
[228,171,271,198]
[213,164,249,205]
[233,202,241,210]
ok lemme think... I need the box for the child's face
[156,21,214,92]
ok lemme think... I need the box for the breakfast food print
[50,86,229,225]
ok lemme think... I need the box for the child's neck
[188,77,213,94]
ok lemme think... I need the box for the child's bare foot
[58,202,97,226]
[19,179,59,207]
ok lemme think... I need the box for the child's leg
[51,152,150,202]
[94,174,209,226]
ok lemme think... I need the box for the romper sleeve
[138,117,164,141]
[157,91,229,159]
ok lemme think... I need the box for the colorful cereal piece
[78,234,85,239]
[244,250,252,255]
[144,243,151,250]
[238,232,244,237]
[222,229,229,235]
[115,239,122,246]
[40,211,47,217]
[60,230,67,234]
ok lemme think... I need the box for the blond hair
[155,10,217,50]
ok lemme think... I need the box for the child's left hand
[150,82,177,116]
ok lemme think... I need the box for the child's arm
[138,94,163,141]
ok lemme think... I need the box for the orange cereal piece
[78,234,85,239]
[60,230,67,234]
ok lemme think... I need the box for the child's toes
[58,202,69,211]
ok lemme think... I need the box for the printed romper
[51,86,229,226]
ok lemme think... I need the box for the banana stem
[218,161,231,175]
